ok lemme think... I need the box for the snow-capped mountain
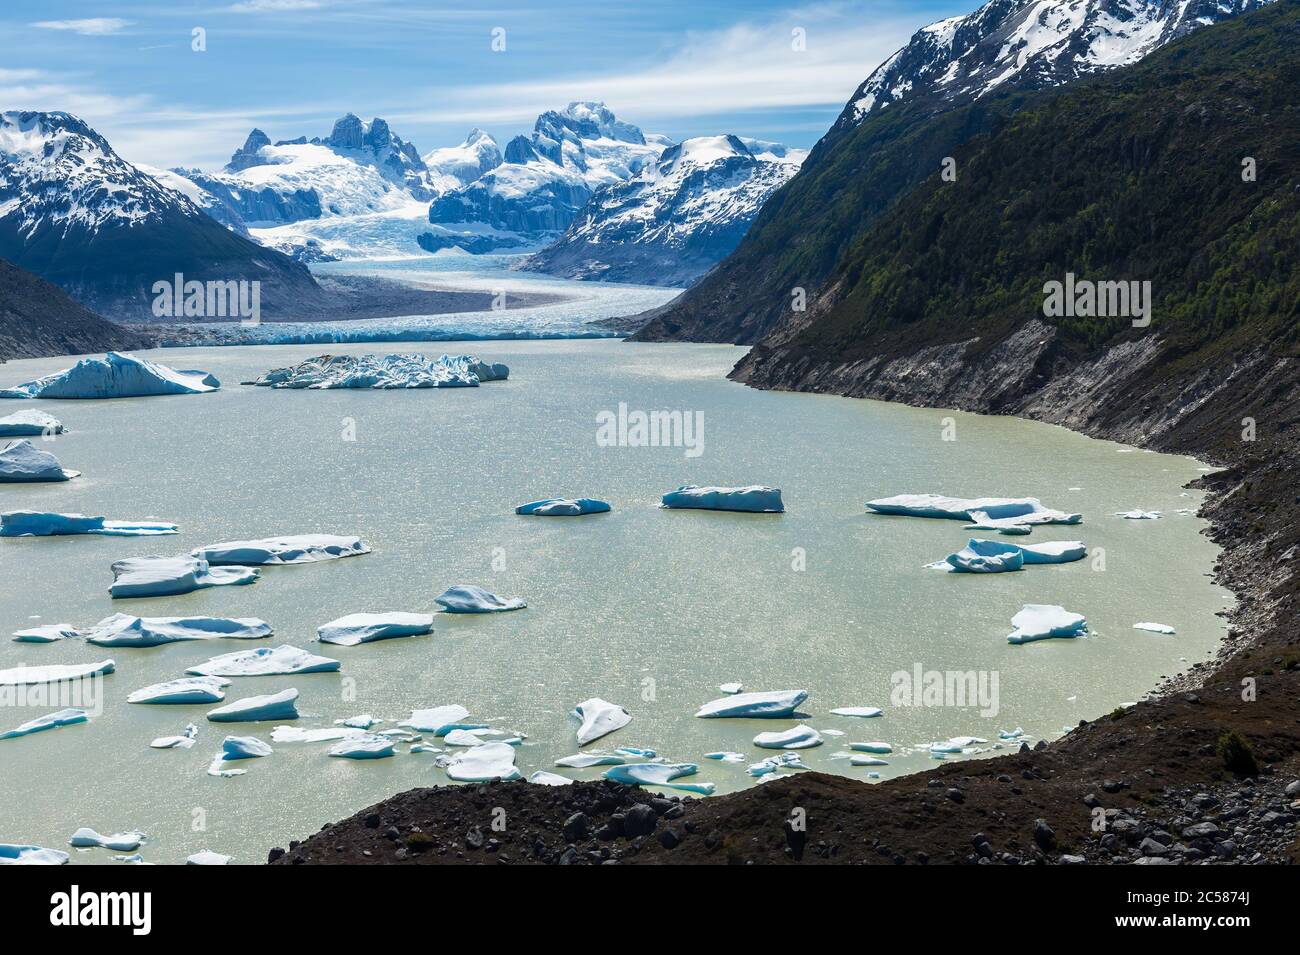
[0,110,321,320]
[833,0,1274,134]
[422,128,504,190]
[420,102,667,253]
[522,135,807,286]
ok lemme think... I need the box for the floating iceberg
[932,538,1087,573]
[0,844,69,865]
[399,705,474,735]
[129,676,229,704]
[108,555,258,599]
[1,510,176,538]
[1006,604,1089,644]
[329,735,394,759]
[0,707,88,740]
[317,612,433,646]
[604,762,714,795]
[187,644,339,677]
[442,728,497,746]
[0,409,64,436]
[574,698,630,745]
[696,689,808,719]
[0,440,78,481]
[866,494,1081,528]
[220,736,272,760]
[719,682,743,694]
[270,725,364,743]
[207,688,299,723]
[528,771,574,786]
[1133,622,1176,634]
[12,623,78,643]
[1116,510,1162,520]
[434,585,526,613]
[705,751,746,763]
[150,724,198,749]
[444,741,521,781]
[661,485,784,513]
[850,742,892,754]
[0,659,114,686]
[849,755,889,767]
[753,725,823,749]
[87,613,272,647]
[337,714,378,729]
[828,706,882,718]
[193,534,371,565]
[515,498,611,516]
[555,751,625,768]
[748,753,807,777]
[0,352,217,400]
[186,850,231,865]
[248,353,508,390]
[68,828,145,852]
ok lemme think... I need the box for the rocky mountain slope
[632,0,1276,344]
[520,135,806,287]
[0,258,151,361]
[0,110,324,321]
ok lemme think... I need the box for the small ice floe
[574,698,630,745]
[376,728,423,743]
[0,844,69,865]
[399,705,477,735]
[555,751,625,768]
[866,494,1080,528]
[410,743,441,754]
[748,752,807,777]
[529,771,575,786]
[329,735,394,759]
[1006,604,1088,644]
[0,352,217,399]
[0,440,79,481]
[187,644,339,677]
[129,677,230,705]
[444,741,520,781]
[614,746,655,759]
[337,714,378,729]
[150,724,198,749]
[930,736,989,757]
[317,612,434,646]
[849,742,892,754]
[207,688,299,723]
[1133,622,1176,634]
[849,755,889,767]
[87,613,273,648]
[753,725,823,749]
[193,534,371,565]
[829,706,882,718]
[930,538,1088,573]
[11,623,79,643]
[248,353,507,390]
[695,689,808,719]
[0,707,88,740]
[434,585,526,613]
[0,659,115,686]
[220,736,272,760]
[69,828,145,852]
[443,728,504,746]
[719,682,743,695]
[515,498,611,516]
[270,726,364,743]
[661,485,784,513]
[1,511,176,538]
[604,762,714,794]
[186,850,231,865]
[111,854,150,865]
[108,556,258,599]
[705,751,746,763]
[998,727,1025,740]
[0,408,64,436]
[1115,509,1162,520]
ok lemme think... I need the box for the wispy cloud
[225,0,324,12]
[31,18,131,36]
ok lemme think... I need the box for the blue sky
[0,0,967,169]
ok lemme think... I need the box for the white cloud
[225,0,323,12]
[31,18,130,36]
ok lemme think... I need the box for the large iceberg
[443,741,521,781]
[186,644,339,677]
[329,735,395,759]
[1,510,177,538]
[753,725,823,749]
[695,689,808,719]
[86,613,272,647]
[931,538,1087,573]
[515,498,611,516]
[316,612,433,645]
[0,660,114,686]
[866,494,1081,529]
[128,676,229,705]
[247,353,508,389]
[192,534,371,565]
[0,409,64,436]
[603,762,715,795]
[207,688,299,723]
[0,352,218,400]
[434,585,525,613]
[661,485,784,513]
[1006,604,1089,644]
[399,704,475,735]
[573,698,630,745]
[0,844,69,865]
[109,555,258,598]
[0,707,88,740]
[0,440,79,481]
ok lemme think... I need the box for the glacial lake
[0,338,1231,864]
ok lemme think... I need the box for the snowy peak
[656,135,754,176]
[838,0,1275,130]
[423,128,503,187]
[538,101,647,147]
